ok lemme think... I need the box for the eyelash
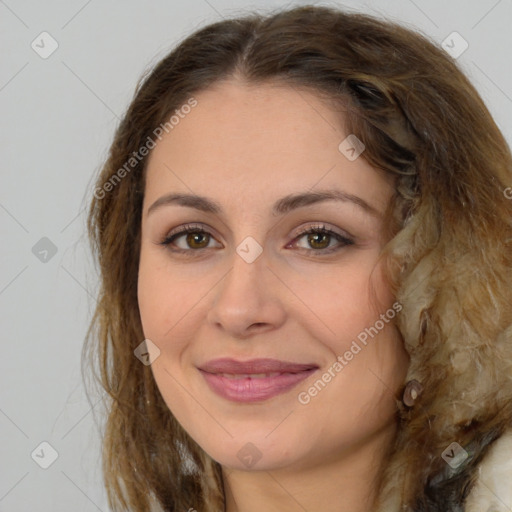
[158,223,354,257]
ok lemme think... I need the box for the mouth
[197,358,319,403]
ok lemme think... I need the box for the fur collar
[376,430,512,511]
[464,429,512,511]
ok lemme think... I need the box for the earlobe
[402,379,423,407]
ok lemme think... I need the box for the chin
[199,432,300,471]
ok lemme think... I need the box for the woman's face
[137,79,409,472]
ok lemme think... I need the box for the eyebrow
[147,189,382,218]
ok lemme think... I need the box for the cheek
[290,257,393,350]
[137,248,221,373]
[137,254,165,339]
[137,250,186,350]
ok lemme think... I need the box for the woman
[85,5,512,511]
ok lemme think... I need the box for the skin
[137,78,410,512]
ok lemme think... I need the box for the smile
[197,358,319,403]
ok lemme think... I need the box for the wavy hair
[84,5,512,511]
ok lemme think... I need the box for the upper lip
[198,358,319,374]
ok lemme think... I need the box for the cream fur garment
[464,429,512,512]
[375,430,512,511]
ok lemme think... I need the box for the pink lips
[198,358,319,403]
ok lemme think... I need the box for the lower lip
[199,369,317,403]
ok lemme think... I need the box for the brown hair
[84,5,512,511]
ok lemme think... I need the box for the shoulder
[465,429,512,511]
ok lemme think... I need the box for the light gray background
[1,0,511,510]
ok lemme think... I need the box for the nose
[206,245,287,339]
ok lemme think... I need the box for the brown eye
[291,225,354,254]
[160,224,221,253]
[183,232,210,249]
[306,232,331,250]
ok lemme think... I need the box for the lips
[199,357,318,374]
[198,358,319,403]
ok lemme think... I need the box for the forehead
[151,79,345,156]
[143,79,393,214]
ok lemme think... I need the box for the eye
[159,223,221,254]
[158,222,354,256]
[289,224,354,254]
